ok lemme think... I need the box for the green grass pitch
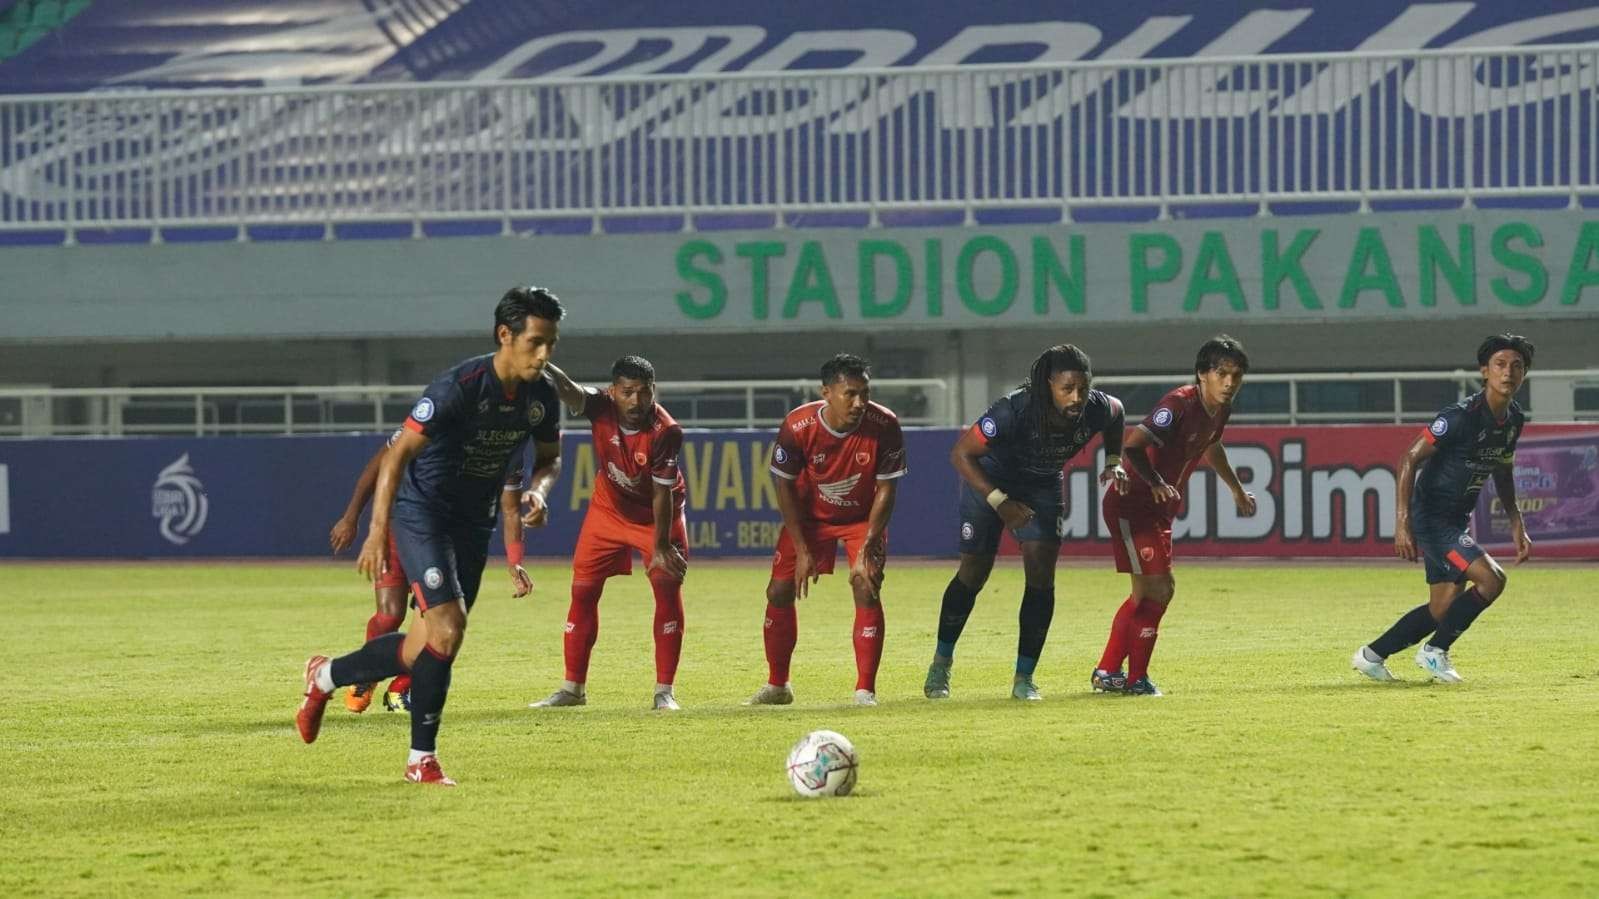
[6,560,1598,897]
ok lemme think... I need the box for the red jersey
[1124,383,1230,512]
[769,400,907,525]
[584,390,685,525]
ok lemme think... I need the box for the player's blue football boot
[1124,675,1163,697]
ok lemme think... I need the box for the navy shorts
[957,479,1063,554]
[1413,520,1486,585]
[391,503,493,612]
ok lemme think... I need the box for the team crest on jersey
[527,403,546,426]
[423,567,444,590]
[1075,426,1090,444]
[634,451,649,466]
[773,445,788,464]
[1430,417,1449,437]
[854,451,870,466]
[1153,407,1173,427]
[979,416,998,438]
[411,397,435,423]
[1140,546,1155,562]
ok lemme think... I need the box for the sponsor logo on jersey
[151,453,209,546]
[1430,417,1449,436]
[423,567,444,590]
[773,445,788,464]
[1153,407,1174,428]
[817,473,862,506]
[499,404,516,412]
[411,397,435,423]
[478,399,491,414]
[528,403,546,426]
[979,416,998,438]
[812,452,827,467]
[606,461,642,489]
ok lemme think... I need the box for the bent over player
[295,286,565,786]
[925,344,1127,701]
[1093,335,1256,697]
[748,354,907,707]
[529,356,690,711]
[1353,334,1534,683]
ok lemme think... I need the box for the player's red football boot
[296,655,333,744]
[404,755,456,786]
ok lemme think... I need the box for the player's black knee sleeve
[1017,585,1056,661]
[329,632,407,687]
[1430,589,1489,650]
[1369,603,1436,658]
[936,576,980,646]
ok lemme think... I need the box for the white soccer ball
[785,729,858,798]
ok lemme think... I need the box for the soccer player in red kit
[529,356,690,711]
[747,354,907,707]
[1093,335,1257,696]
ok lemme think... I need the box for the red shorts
[771,520,880,581]
[1104,494,1174,576]
[375,530,408,591]
[572,500,689,583]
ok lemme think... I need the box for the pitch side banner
[0,425,1594,560]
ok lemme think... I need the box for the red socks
[1097,596,1137,672]
[763,604,797,686]
[563,580,604,683]
[1126,600,1168,682]
[853,605,885,692]
[365,611,403,642]
[649,575,685,687]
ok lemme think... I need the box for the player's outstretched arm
[1122,426,1179,504]
[1204,441,1256,516]
[357,430,426,581]
[1393,434,1436,562]
[648,481,688,581]
[773,476,818,599]
[852,479,897,598]
[949,427,1034,531]
[331,444,387,553]
[1492,461,1532,564]
[521,440,562,528]
[542,363,588,416]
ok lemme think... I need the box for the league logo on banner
[151,453,209,545]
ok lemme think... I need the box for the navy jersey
[1412,392,1525,527]
[397,354,561,525]
[971,388,1124,489]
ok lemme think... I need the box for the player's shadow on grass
[1266,679,1439,694]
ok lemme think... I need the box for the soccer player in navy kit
[295,286,566,786]
[925,345,1128,701]
[1353,334,1535,684]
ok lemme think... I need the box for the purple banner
[1474,427,1599,559]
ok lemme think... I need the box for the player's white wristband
[986,488,1009,510]
[1104,454,1121,468]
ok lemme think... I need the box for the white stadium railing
[2,371,1595,437]
[2,45,1596,240]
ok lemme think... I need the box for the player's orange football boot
[344,682,376,713]
[296,655,333,743]
[404,755,456,786]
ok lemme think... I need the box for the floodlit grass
[5,560,1597,897]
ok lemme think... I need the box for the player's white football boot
[923,662,951,699]
[1415,644,1463,683]
[853,689,878,707]
[529,688,587,708]
[743,683,794,706]
[1011,675,1043,701]
[652,689,680,711]
[1351,646,1397,682]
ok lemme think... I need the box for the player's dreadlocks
[1018,344,1092,436]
